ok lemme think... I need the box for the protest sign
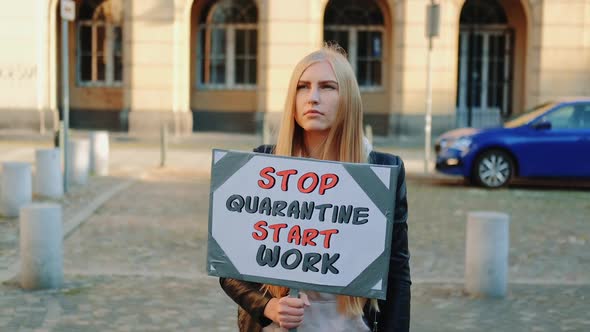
[207,149,399,299]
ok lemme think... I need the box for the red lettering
[268,223,288,242]
[297,172,319,194]
[319,174,339,195]
[257,224,337,248]
[319,229,339,249]
[258,167,275,189]
[302,228,319,246]
[287,225,301,245]
[276,169,298,191]
[252,220,268,241]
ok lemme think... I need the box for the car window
[574,103,590,129]
[548,103,590,129]
[540,105,576,130]
[503,102,556,128]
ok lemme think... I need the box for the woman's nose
[308,86,320,104]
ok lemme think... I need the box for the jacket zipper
[372,310,378,332]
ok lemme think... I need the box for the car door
[517,103,586,177]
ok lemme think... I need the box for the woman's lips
[304,110,323,116]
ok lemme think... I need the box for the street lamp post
[60,0,75,192]
[425,1,440,174]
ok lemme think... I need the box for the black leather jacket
[220,145,411,332]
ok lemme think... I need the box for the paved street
[0,133,588,331]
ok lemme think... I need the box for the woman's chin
[301,126,330,134]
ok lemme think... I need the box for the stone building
[1,0,589,137]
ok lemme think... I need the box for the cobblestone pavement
[407,177,590,284]
[412,283,589,332]
[0,135,589,331]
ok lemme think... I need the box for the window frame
[196,22,257,90]
[324,24,385,91]
[76,20,123,88]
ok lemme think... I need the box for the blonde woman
[220,45,411,332]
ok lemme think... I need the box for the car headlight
[450,136,472,152]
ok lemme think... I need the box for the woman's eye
[322,85,336,90]
[296,85,307,90]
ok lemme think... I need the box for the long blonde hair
[266,44,377,316]
[274,44,366,163]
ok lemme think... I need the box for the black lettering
[352,207,369,225]
[321,253,340,274]
[300,201,315,220]
[245,196,259,213]
[337,205,353,224]
[272,200,287,217]
[315,204,333,222]
[281,249,302,270]
[331,205,339,223]
[258,197,272,215]
[226,194,245,212]
[286,201,301,219]
[301,253,321,272]
[256,245,280,267]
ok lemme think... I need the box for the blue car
[435,99,590,188]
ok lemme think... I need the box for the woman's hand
[264,293,310,329]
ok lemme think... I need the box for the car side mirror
[532,120,551,130]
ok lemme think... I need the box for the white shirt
[262,291,370,332]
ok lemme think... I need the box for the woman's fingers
[276,296,307,328]
[279,296,305,307]
[277,301,304,316]
[279,313,303,329]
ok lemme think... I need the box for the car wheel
[473,149,514,188]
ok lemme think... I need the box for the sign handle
[288,288,299,332]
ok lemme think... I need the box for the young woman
[220,45,411,332]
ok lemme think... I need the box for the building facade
[1,0,590,137]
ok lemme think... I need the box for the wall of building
[1,0,589,137]
[392,0,460,137]
[360,0,394,135]
[126,0,192,135]
[501,0,528,113]
[0,0,56,132]
[537,0,590,101]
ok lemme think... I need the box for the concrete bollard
[1,162,32,217]
[89,131,109,176]
[68,139,90,185]
[19,203,63,290]
[35,148,63,199]
[465,211,510,297]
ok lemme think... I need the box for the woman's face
[295,61,339,134]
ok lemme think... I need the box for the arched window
[456,0,512,127]
[324,0,384,88]
[198,0,257,88]
[77,0,123,86]
[460,0,507,25]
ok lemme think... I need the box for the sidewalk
[0,129,440,175]
[0,133,588,331]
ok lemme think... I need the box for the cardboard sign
[207,149,399,299]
